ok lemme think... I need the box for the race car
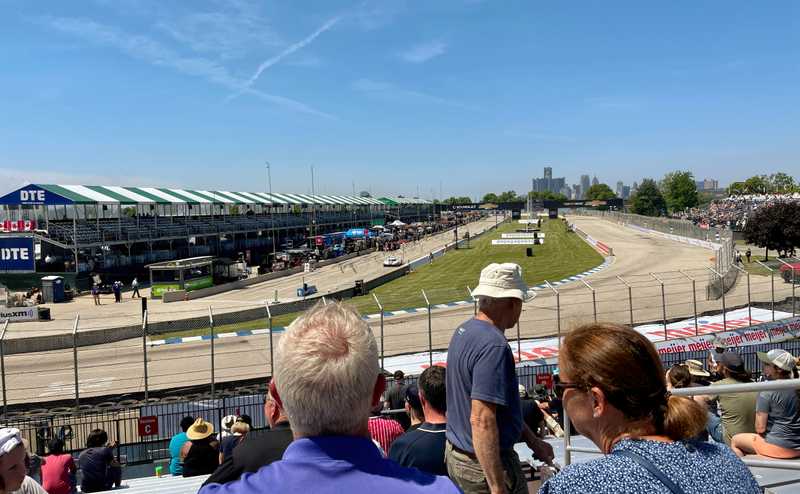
[383,256,403,267]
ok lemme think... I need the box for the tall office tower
[592,176,599,187]
[544,167,553,180]
[573,184,581,199]
[580,175,591,198]
[616,181,624,197]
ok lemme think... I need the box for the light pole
[266,161,276,265]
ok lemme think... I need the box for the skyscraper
[592,176,599,187]
[616,181,624,197]
[544,167,553,180]
[533,167,566,194]
[580,175,591,199]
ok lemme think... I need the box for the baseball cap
[471,263,533,301]
[758,349,797,372]
[719,351,745,373]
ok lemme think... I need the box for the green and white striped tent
[0,184,388,206]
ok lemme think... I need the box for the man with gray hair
[446,263,554,494]
[200,302,459,494]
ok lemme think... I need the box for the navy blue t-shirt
[446,318,522,453]
[388,422,447,476]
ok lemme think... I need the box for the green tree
[742,175,772,194]
[661,171,698,212]
[442,196,473,205]
[496,190,522,202]
[482,192,499,203]
[727,182,746,196]
[630,179,666,216]
[584,183,617,201]
[743,202,800,260]
[768,172,797,194]
[528,191,568,202]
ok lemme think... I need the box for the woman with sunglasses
[539,323,759,494]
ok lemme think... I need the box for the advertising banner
[0,306,39,322]
[379,308,796,376]
[501,233,545,239]
[0,237,35,272]
[492,239,543,245]
[0,186,73,206]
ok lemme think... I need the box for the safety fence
[574,209,738,299]
[0,259,797,411]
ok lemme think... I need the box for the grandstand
[0,184,434,287]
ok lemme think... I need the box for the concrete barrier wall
[6,218,501,353]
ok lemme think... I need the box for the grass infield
[154,218,603,340]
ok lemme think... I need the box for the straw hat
[471,263,533,301]
[186,418,214,441]
[684,359,710,377]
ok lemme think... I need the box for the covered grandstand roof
[378,196,434,206]
[0,184,392,207]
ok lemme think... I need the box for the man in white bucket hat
[445,263,552,494]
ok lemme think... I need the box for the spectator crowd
[675,194,800,230]
[2,262,800,493]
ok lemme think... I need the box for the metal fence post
[545,281,561,348]
[0,320,8,417]
[731,264,752,325]
[209,306,215,400]
[650,273,667,340]
[265,301,273,377]
[618,276,634,326]
[72,314,80,409]
[422,289,432,366]
[516,321,521,361]
[581,279,596,322]
[757,261,776,321]
[142,310,149,401]
[372,293,385,371]
[467,286,477,316]
[709,267,726,330]
[679,271,699,336]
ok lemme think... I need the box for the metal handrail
[563,378,800,472]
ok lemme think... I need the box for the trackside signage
[0,237,35,272]
[380,307,796,375]
[0,185,72,206]
[0,306,38,322]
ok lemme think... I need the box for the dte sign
[0,238,35,272]
[1,248,29,261]
[20,190,46,203]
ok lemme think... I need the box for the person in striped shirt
[369,402,405,454]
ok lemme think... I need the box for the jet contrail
[227,15,342,101]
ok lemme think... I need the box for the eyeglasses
[554,381,586,395]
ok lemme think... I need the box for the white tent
[389,220,406,226]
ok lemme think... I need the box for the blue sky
[1,0,798,199]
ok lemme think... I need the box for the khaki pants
[445,441,528,494]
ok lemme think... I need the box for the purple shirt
[198,435,460,494]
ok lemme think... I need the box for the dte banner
[0,237,35,272]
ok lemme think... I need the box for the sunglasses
[554,381,586,395]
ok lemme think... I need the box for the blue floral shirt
[540,438,760,494]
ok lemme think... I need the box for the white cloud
[41,16,335,119]
[352,78,476,110]
[399,40,447,63]
[154,2,283,60]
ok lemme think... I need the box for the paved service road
[3,215,794,405]
[6,216,500,338]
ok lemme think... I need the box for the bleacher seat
[78,474,209,494]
